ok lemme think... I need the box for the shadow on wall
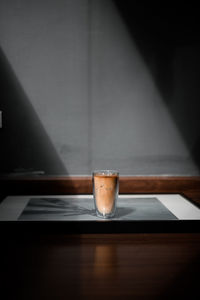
[0,46,72,177]
[114,1,200,172]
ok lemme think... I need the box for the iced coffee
[93,170,119,218]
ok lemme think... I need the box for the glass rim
[92,170,119,176]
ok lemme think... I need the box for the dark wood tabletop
[0,176,200,299]
[1,232,200,300]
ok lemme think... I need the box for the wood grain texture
[1,233,200,300]
[1,176,200,204]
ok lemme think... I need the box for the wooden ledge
[0,176,200,204]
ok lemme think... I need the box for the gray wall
[0,0,200,175]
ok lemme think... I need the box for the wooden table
[1,232,200,300]
[0,176,200,299]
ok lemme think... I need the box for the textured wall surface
[0,0,200,175]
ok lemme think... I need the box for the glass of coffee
[93,170,119,219]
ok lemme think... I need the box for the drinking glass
[93,170,119,219]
